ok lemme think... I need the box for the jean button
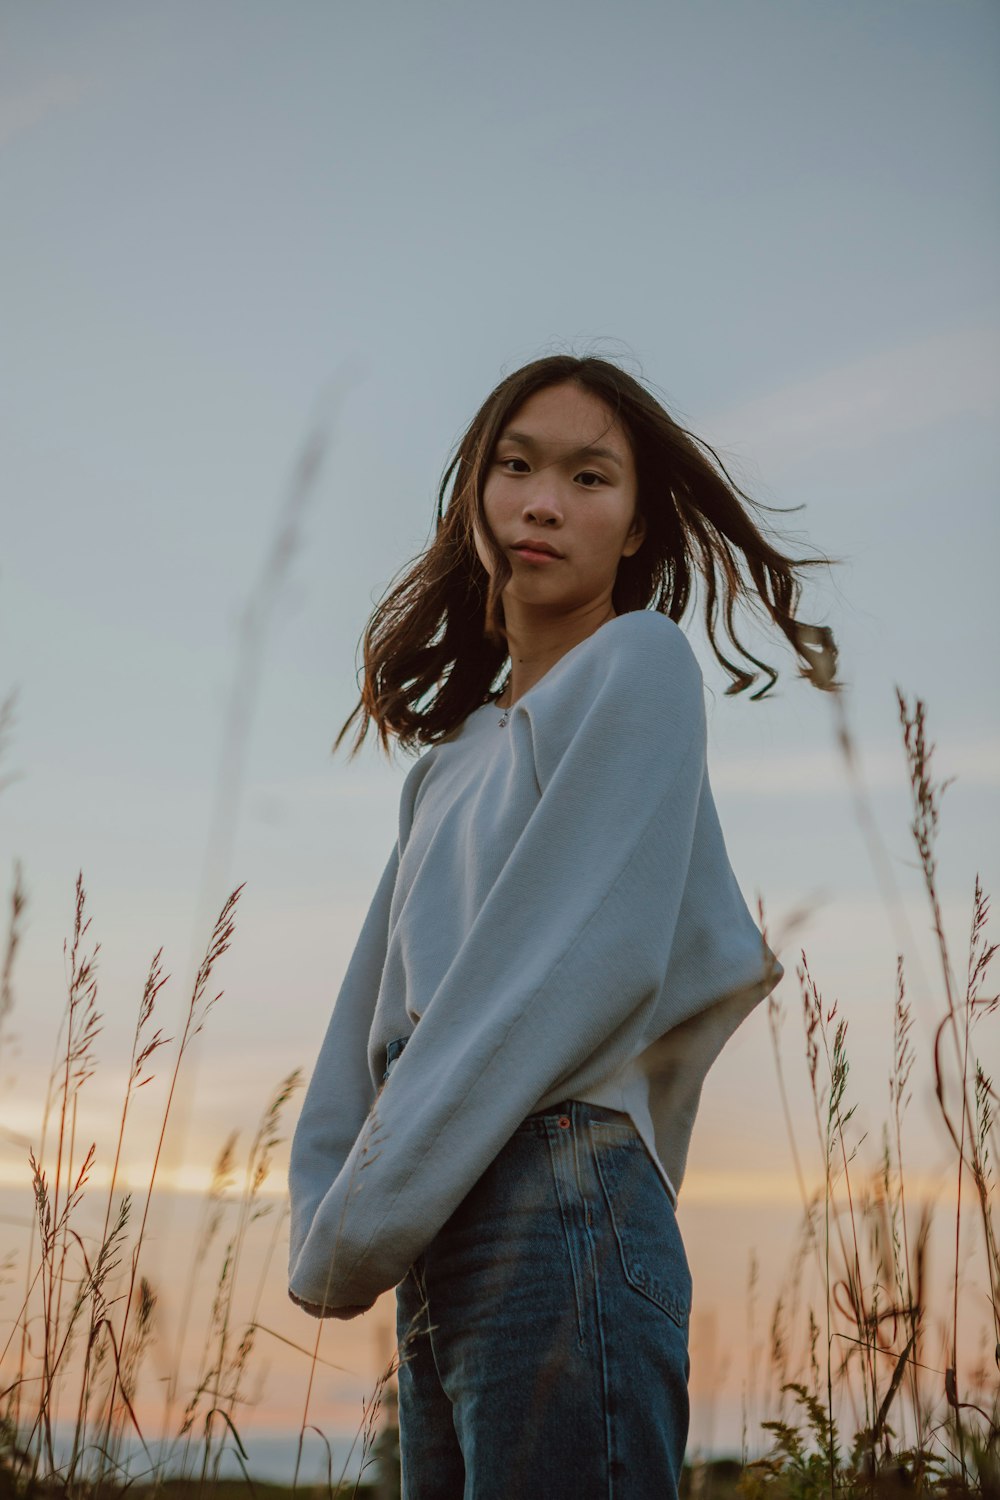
[558,1115,570,1128]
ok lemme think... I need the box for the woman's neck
[495,602,618,709]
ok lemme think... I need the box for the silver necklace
[495,685,512,728]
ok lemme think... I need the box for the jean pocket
[590,1121,692,1330]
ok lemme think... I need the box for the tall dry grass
[721,689,998,1500]
[0,848,408,1498]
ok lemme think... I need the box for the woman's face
[474,380,645,617]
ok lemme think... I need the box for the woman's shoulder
[523,610,705,782]
[544,609,702,704]
[601,607,694,661]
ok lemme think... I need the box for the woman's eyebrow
[498,428,625,470]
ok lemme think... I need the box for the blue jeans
[383,1036,692,1499]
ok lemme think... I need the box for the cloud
[699,321,1000,474]
[0,73,95,150]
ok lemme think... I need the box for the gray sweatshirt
[287,609,784,1312]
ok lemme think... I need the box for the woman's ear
[622,508,647,558]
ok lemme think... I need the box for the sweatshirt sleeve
[286,839,399,1303]
[288,614,714,1311]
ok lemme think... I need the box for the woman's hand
[289,1289,375,1320]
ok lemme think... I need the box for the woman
[287,354,840,1499]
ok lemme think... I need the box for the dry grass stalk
[740,690,998,1497]
[162,1128,239,1477]
[0,872,245,1495]
[0,857,26,1073]
[91,882,245,1488]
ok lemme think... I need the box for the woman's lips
[512,546,562,564]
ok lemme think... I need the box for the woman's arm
[286,840,400,1305]
[288,613,717,1312]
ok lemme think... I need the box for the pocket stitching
[590,1123,692,1329]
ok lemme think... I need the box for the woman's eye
[498,457,605,486]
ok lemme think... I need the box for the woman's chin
[503,582,572,608]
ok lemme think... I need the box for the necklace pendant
[498,706,510,728]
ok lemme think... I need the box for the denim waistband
[380,1033,635,1134]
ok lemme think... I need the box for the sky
[1,0,998,1471]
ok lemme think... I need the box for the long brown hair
[334,354,842,758]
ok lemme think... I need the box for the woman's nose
[523,494,562,526]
